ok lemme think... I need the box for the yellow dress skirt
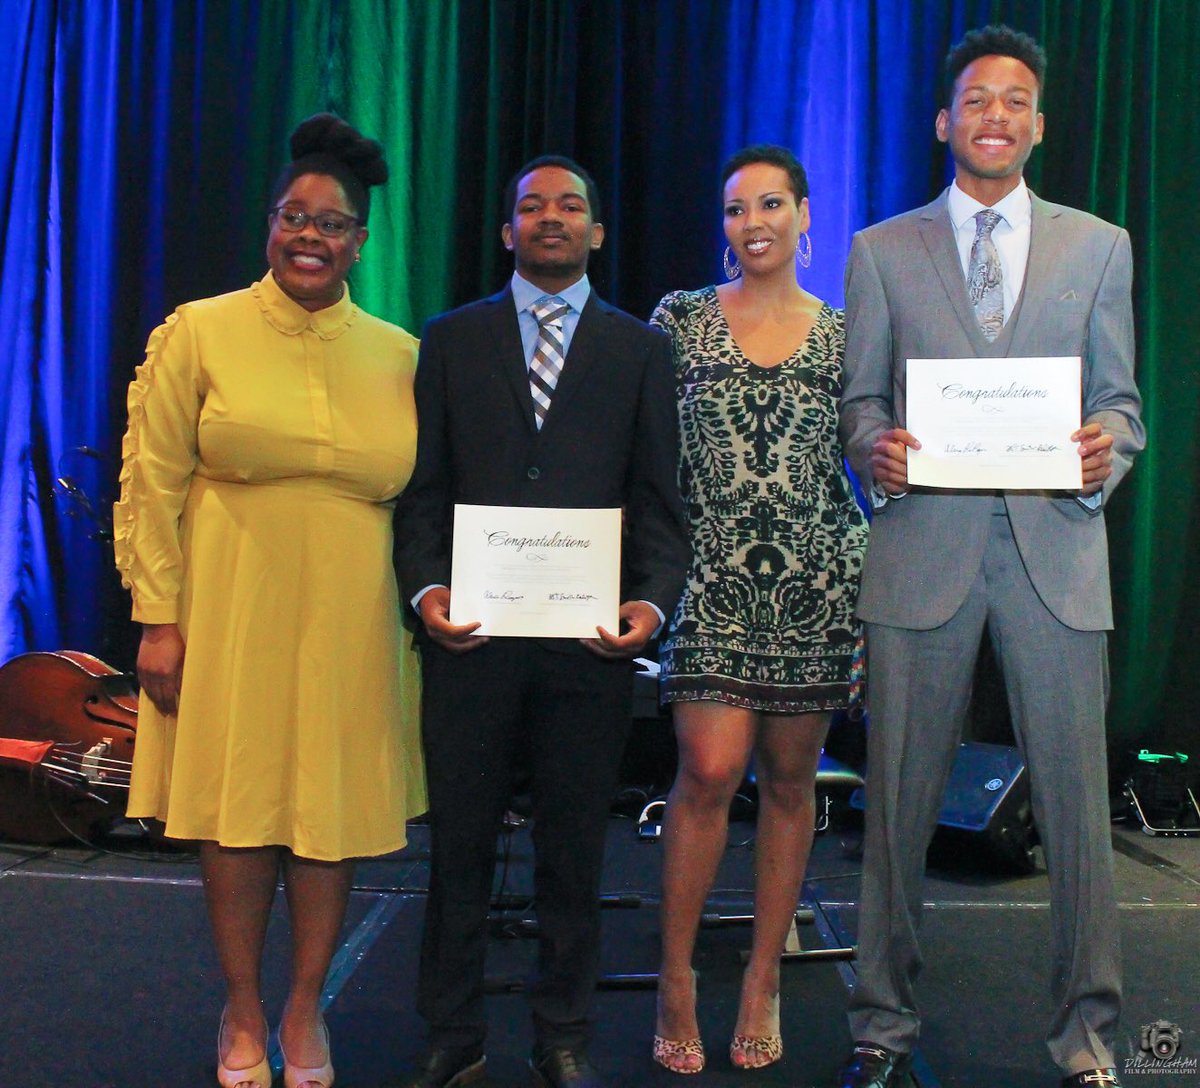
[114,273,426,861]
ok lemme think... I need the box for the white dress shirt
[946,177,1032,325]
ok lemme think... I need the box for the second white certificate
[906,356,1082,489]
[449,504,621,638]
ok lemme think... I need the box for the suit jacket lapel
[1007,193,1063,357]
[917,190,988,348]
[538,292,606,432]
[488,285,539,435]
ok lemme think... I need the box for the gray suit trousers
[849,511,1122,1074]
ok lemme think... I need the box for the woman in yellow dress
[114,114,425,1088]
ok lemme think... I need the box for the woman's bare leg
[200,842,280,1073]
[277,854,355,1079]
[657,701,757,1061]
[733,711,830,1058]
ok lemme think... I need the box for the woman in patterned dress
[650,146,867,1074]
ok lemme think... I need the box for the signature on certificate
[484,590,525,601]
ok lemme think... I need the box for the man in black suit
[391,156,688,1088]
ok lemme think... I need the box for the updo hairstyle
[269,113,389,224]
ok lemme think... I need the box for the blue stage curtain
[0,1,340,663]
[0,1,122,657]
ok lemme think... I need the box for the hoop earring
[723,246,741,280]
[796,232,812,269]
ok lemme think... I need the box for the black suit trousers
[416,637,634,1051]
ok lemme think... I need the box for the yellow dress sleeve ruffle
[112,307,202,625]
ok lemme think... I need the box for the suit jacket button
[527,466,541,480]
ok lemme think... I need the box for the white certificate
[449,504,621,638]
[906,356,1082,489]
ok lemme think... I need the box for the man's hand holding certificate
[905,357,1084,490]
[449,504,621,638]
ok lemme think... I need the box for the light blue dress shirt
[510,270,591,364]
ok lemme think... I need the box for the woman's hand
[137,623,186,716]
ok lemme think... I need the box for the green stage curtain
[1024,0,1200,755]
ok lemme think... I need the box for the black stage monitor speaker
[852,741,1038,874]
[931,741,1037,874]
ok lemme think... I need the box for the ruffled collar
[252,270,358,339]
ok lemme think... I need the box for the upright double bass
[0,651,138,844]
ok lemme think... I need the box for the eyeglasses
[269,206,361,237]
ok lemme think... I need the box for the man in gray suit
[836,25,1144,1088]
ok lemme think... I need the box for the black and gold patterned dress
[651,286,868,713]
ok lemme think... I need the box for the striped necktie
[968,209,1004,341]
[529,296,571,429]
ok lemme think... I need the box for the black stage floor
[0,807,1197,1088]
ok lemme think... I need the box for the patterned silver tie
[529,297,571,429]
[968,209,1004,341]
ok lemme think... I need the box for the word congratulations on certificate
[449,504,622,638]
[905,356,1082,490]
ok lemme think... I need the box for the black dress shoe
[1062,1070,1123,1087]
[836,1042,913,1088]
[385,1046,487,1088]
[529,1047,606,1088]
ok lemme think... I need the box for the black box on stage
[936,741,1036,873]
[852,741,1037,873]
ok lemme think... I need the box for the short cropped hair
[269,113,388,224]
[502,155,602,224]
[944,25,1047,107]
[719,144,809,204]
